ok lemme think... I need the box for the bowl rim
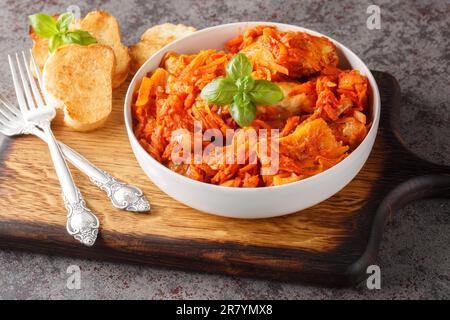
[124,21,381,194]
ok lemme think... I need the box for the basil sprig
[200,53,284,127]
[29,12,97,52]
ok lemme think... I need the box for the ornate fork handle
[89,170,151,212]
[57,143,151,212]
[26,125,151,212]
[64,188,100,246]
[38,122,100,246]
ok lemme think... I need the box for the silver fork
[28,50,150,213]
[8,51,99,246]
[0,94,151,212]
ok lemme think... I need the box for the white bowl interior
[124,22,381,219]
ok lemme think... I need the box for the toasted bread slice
[43,44,115,131]
[30,11,129,88]
[30,36,49,77]
[130,23,196,73]
[79,10,130,89]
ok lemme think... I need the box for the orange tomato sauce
[132,26,370,187]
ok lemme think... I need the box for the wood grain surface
[0,71,447,286]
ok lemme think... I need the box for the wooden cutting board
[0,71,448,286]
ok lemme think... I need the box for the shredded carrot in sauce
[132,26,370,187]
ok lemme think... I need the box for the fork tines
[8,50,46,114]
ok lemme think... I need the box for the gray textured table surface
[0,0,449,300]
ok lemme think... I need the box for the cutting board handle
[347,173,450,284]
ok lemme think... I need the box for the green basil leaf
[248,80,284,105]
[48,34,64,52]
[62,30,97,46]
[75,30,97,45]
[61,31,80,43]
[226,53,253,81]
[230,92,256,127]
[28,13,58,38]
[200,77,237,106]
[236,75,255,92]
[56,12,74,33]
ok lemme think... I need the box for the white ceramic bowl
[124,22,380,219]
